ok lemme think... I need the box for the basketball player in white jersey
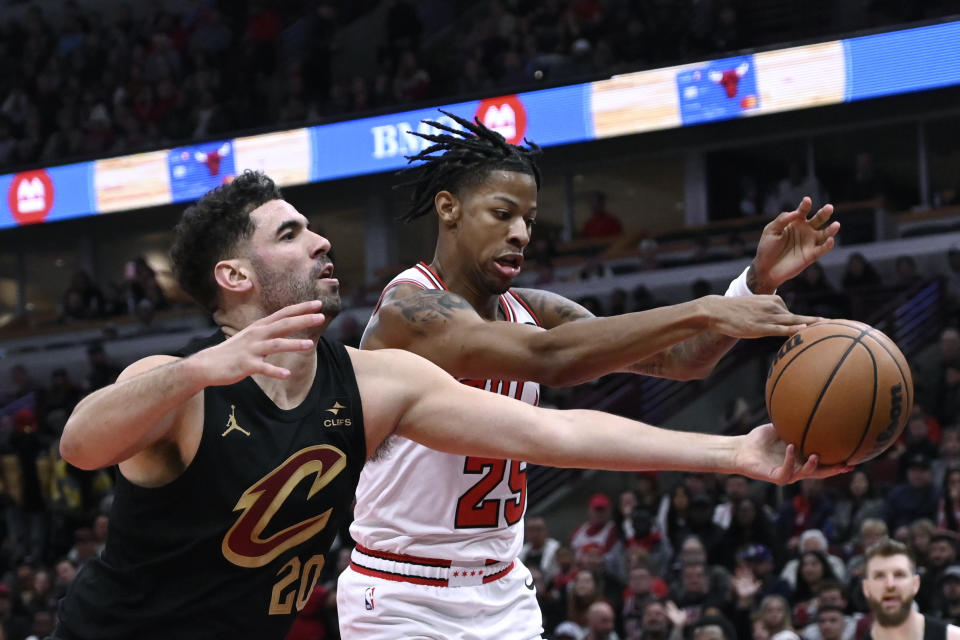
[338,112,841,638]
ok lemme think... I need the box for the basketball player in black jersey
[862,538,960,640]
[51,171,844,640]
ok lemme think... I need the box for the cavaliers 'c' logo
[222,445,347,568]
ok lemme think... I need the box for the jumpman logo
[222,405,251,437]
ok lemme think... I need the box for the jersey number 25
[455,457,526,528]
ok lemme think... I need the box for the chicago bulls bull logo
[709,62,750,98]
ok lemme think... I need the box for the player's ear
[214,259,253,295]
[435,190,460,228]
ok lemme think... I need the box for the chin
[318,293,342,319]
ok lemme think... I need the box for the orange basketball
[764,319,913,466]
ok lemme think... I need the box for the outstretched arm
[352,348,849,484]
[364,284,816,385]
[629,197,840,377]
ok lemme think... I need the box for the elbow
[532,357,583,388]
[59,424,100,471]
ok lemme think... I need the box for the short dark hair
[816,604,846,619]
[688,614,737,639]
[814,579,845,596]
[865,537,916,572]
[170,171,281,312]
[396,110,541,223]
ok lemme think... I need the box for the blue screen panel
[168,140,237,203]
[676,54,760,126]
[845,21,960,102]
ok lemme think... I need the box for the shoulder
[347,347,445,384]
[364,285,483,348]
[511,288,594,329]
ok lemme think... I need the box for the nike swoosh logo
[524,576,535,591]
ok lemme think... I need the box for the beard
[253,256,342,323]
[866,593,913,627]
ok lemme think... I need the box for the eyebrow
[275,219,308,236]
[492,195,537,211]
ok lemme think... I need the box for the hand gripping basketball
[765,319,913,466]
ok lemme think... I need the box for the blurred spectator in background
[43,368,80,436]
[738,176,763,217]
[712,475,752,531]
[841,252,884,321]
[719,496,782,571]
[563,569,605,632]
[828,470,884,547]
[917,532,958,611]
[83,342,121,393]
[583,600,620,640]
[780,529,846,589]
[777,481,835,555]
[59,271,104,322]
[894,255,923,291]
[885,453,940,532]
[4,408,49,564]
[788,551,841,627]
[521,516,562,583]
[938,468,960,535]
[767,163,826,215]
[916,328,960,426]
[936,425,960,478]
[620,558,669,637]
[942,246,960,309]
[581,192,624,239]
[841,253,883,294]
[843,152,886,202]
[931,565,960,626]
[786,263,847,318]
[5,365,42,406]
[571,493,619,557]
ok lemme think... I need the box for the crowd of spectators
[2,0,958,174]
[58,257,170,327]
[521,421,960,640]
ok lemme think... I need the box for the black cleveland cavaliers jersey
[55,331,366,640]
[865,615,948,639]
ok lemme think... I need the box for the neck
[429,253,500,320]
[216,309,323,410]
[250,348,318,410]
[871,610,924,639]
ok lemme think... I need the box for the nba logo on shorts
[363,586,375,611]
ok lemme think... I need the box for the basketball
[765,319,913,466]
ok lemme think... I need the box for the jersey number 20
[455,457,526,528]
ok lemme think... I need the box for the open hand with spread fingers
[189,300,327,386]
[751,197,840,294]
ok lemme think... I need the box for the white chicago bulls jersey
[351,262,541,563]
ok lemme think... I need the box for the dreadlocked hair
[397,109,542,223]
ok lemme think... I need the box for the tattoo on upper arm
[390,290,474,329]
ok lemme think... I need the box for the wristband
[724,266,766,298]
